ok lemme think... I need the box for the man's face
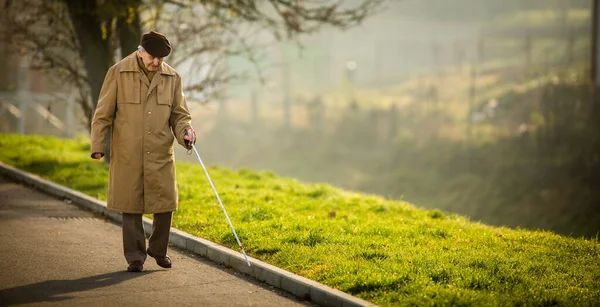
[138,49,164,71]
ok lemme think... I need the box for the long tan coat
[90,52,192,214]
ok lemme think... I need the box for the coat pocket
[157,76,174,106]
[117,71,140,104]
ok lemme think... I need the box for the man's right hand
[91,152,104,159]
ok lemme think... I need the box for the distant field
[1,133,599,306]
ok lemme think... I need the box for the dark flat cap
[140,30,171,57]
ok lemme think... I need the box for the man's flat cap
[140,30,171,57]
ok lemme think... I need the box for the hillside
[0,133,599,306]
[183,2,596,236]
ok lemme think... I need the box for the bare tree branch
[1,0,385,126]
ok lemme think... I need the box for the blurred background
[1,0,598,237]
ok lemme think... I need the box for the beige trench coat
[90,52,192,214]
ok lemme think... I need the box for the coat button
[146,151,150,154]
[147,131,151,135]
[148,111,152,115]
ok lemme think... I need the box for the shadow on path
[0,270,157,306]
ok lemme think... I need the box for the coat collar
[120,51,176,76]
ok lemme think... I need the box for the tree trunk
[65,0,112,112]
[65,0,113,161]
[65,0,142,164]
[117,0,142,58]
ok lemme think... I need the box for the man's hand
[184,128,196,149]
[91,152,104,159]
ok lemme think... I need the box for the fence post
[16,57,31,135]
[307,95,324,135]
[431,41,441,71]
[454,40,465,73]
[218,99,228,123]
[558,0,568,25]
[466,64,477,172]
[478,36,485,65]
[565,31,574,65]
[525,33,532,67]
[374,41,384,83]
[250,90,259,126]
[388,103,398,143]
[282,61,291,130]
[67,91,75,138]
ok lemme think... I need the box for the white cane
[190,143,251,267]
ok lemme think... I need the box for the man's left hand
[184,128,196,149]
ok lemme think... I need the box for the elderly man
[90,31,196,272]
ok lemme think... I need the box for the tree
[1,0,143,126]
[1,0,384,131]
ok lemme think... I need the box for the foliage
[1,133,599,306]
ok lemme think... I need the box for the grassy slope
[0,133,599,306]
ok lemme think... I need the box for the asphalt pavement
[0,175,313,307]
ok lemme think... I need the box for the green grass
[1,133,599,306]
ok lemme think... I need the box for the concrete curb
[0,162,378,307]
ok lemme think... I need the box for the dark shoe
[147,248,172,268]
[127,261,144,272]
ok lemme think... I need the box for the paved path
[0,176,313,307]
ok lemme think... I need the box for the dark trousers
[122,212,173,263]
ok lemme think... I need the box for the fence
[0,91,82,138]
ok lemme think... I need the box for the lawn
[0,133,598,306]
